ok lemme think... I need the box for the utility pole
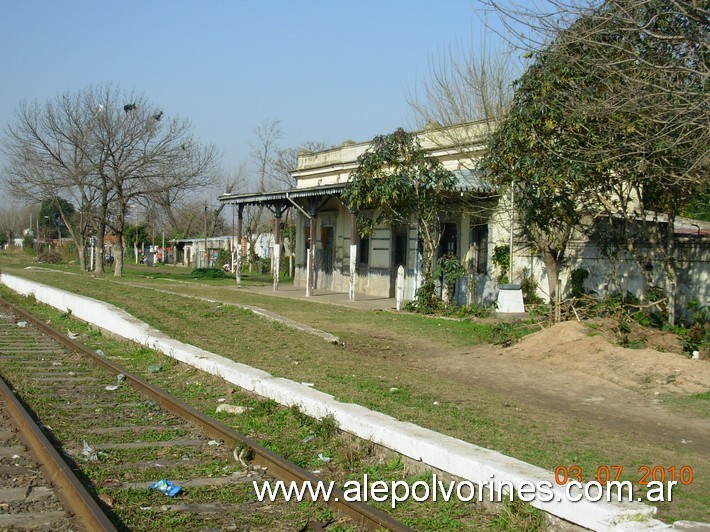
[231,204,235,272]
[134,212,139,264]
[204,203,208,268]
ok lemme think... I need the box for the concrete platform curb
[1,273,672,531]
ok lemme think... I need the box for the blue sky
[0,0,516,190]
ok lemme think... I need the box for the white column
[273,246,281,291]
[396,265,405,310]
[349,244,357,301]
[236,246,242,284]
[306,250,312,297]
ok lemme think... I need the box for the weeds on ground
[35,249,63,264]
[403,280,496,319]
[403,280,442,314]
[489,497,546,531]
[443,303,496,319]
[190,267,230,279]
[672,300,709,355]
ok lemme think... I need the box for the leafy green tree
[481,31,596,304]
[38,197,75,239]
[572,1,707,325]
[124,222,150,254]
[482,0,708,323]
[682,188,710,222]
[341,128,456,284]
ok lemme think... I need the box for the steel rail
[1,297,412,532]
[0,375,117,531]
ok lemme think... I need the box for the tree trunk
[58,214,86,271]
[93,198,108,275]
[419,220,438,285]
[542,249,559,305]
[424,243,436,283]
[76,243,86,271]
[93,231,104,275]
[114,231,124,277]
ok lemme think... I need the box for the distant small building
[171,234,276,269]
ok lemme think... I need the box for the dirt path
[346,319,710,453]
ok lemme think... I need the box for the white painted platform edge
[1,273,668,531]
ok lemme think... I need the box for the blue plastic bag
[149,479,182,497]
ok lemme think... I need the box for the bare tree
[269,141,330,258]
[270,141,329,189]
[409,35,517,138]
[0,204,30,246]
[147,163,246,240]
[88,86,220,276]
[250,118,283,191]
[242,119,283,264]
[3,91,100,269]
[205,164,248,240]
[3,84,221,276]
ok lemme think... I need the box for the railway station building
[218,121,709,319]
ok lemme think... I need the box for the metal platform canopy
[218,184,347,295]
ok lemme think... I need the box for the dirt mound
[504,321,710,394]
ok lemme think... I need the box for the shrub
[434,253,466,301]
[35,249,62,263]
[444,303,495,319]
[248,257,271,274]
[492,244,510,283]
[519,268,543,305]
[60,243,77,263]
[190,267,229,279]
[404,280,444,314]
[678,300,709,354]
[22,235,35,253]
[216,249,232,269]
[570,268,589,298]
[687,299,708,326]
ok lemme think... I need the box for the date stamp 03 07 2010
[554,465,694,487]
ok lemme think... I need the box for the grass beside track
[0,254,708,524]
[0,286,523,530]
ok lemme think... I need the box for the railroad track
[0,373,112,530]
[0,297,410,531]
